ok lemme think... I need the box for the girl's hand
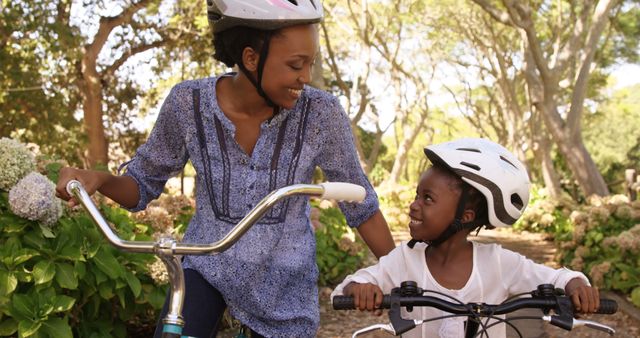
[55,167,110,207]
[343,282,384,315]
[565,278,600,314]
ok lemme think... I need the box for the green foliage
[583,84,640,191]
[517,192,640,307]
[0,192,166,337]
[314,205,367,287]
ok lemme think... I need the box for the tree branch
[566,0,618,136]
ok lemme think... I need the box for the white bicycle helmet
[207,0,324,33]
[424,138,531,228]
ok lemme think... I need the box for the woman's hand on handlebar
[55,167,111,207]
[565,277,600,315]
[343,282,384,315]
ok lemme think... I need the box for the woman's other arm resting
[357,210,395,258]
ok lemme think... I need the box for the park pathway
[316,228,640,338]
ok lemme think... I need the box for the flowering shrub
[314,204,368,286]
[9,172,62,226]
[0,192,167,338]
[520,190,640,307]
[0,137,36,190]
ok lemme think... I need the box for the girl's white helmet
[424,138,531,228]
[207,0,324,33]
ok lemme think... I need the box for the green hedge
[0,193,166,338]
[516,188,640,307]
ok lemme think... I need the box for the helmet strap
[236,31,277,108]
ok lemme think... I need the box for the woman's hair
[432,162,491,230]
[213,26,274,68]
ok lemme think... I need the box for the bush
[517,188,640,307]
[0,191,168,338]
[314,204,367,287]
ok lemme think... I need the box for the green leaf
[11,249,40,266]
[631,287,640,307]
[41,317,72,338]
[0,216,29,233]
[55,263,78,289]
[98,282,114,299]
[93,247,123,278]
[148,287,167,309]
[18,320,41,337]
[0,270,17,296]
[51,295,75,313]
[39,224,55,238]
[74,261,86,279]
[57,244,82,261]
[115,288,126,308]
[124,270,141,297]
[33,260,55,284]
[0,318,18,336]
[10,293,36,319]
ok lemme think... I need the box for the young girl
[55,1,395,337]
[331,138,600,338]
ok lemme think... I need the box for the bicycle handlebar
[332,294,618,315]
[332,282,618,337]
[66,180,365,255]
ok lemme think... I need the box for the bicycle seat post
[156,237,186,337]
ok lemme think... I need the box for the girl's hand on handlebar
[343,282,384,315]
[55,167,110,207]
[565,278,600,315]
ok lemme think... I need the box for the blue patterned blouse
[122,75,379,337]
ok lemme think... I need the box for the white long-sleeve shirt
[331,241,589,338]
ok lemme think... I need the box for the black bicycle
[333,280,618,337]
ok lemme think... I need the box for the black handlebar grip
[596,299,618,314]
[332,296,392,310]
[332,296,355,310]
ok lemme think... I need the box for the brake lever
[351,323,395,337]
[542,316,615,335]
[574,319,615,335]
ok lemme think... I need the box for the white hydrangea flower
[0,138,37,190]
[9,172,62,226]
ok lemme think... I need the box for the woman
[56,0,395,337]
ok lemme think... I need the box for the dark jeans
[154,269,265,338]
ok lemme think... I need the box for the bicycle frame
[67,180,365,338]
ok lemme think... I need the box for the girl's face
[408,167,463,242]
[260,24,319,109]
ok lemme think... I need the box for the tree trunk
[80,49,108,168]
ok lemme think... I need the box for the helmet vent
[309,0,317,9]
[457,147,480,153]
[511,193,524,209]
[288,0,299,5]
[500,155,518,170]
[460,161,480,171]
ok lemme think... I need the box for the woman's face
[260,24,319,109]
[408,167,463,242]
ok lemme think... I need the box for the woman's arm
[56,167,140,208]
[357,210,395,258]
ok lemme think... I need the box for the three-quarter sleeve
[121,87,189,211]
[315,96,379,228]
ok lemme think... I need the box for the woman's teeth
[289,88,302,96]
[410,219,422,225]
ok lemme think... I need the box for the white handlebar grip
[319,182,366,202]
